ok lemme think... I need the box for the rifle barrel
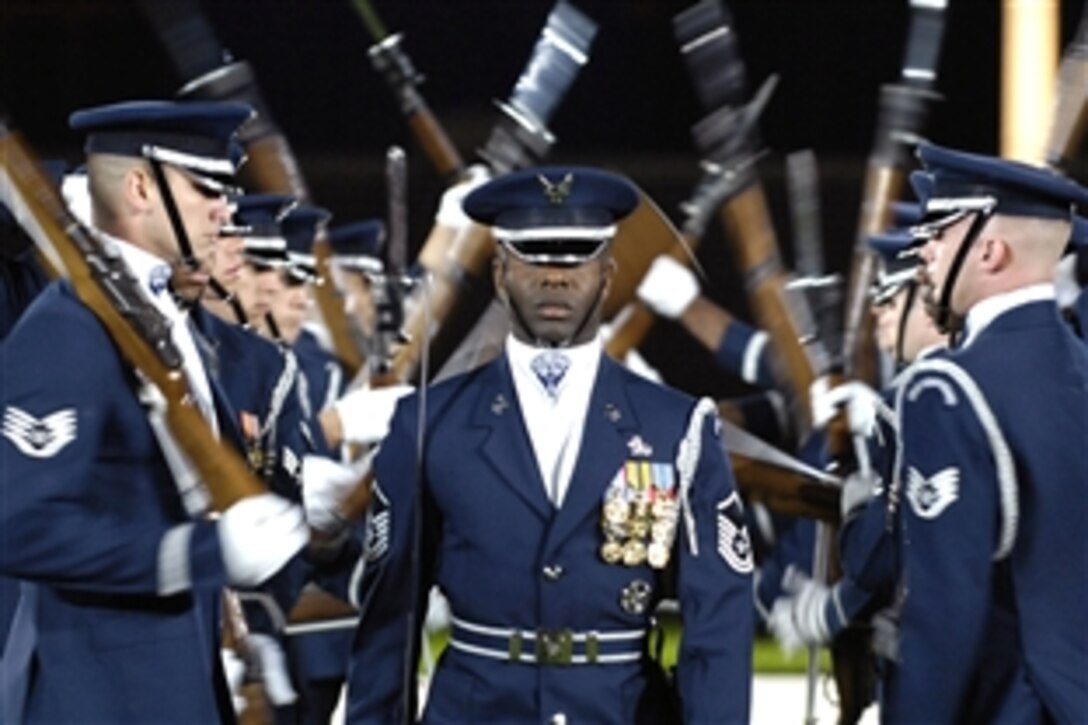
[350,0,388,41]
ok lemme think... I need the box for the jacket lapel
[189,308,248,455]
[543,356,638,556]
[472,355,554,521]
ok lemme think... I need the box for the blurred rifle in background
[1044,2,1088,172]
[365,0,599,385]
[139,0,369,377]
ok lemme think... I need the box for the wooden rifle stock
[840,164,902,393]
[388,221,495,385]
[603,190,701,360]
[313,232,367,378]
[604,302,655,361]
[364,26,466,181]
[240,133,311,201]
[729,455,839,523]
[719,183,825,435]
[288,585,359,625]
[406,108,465,180]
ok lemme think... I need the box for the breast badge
[600,457,680,570]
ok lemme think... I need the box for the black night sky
[2,0,1085,398]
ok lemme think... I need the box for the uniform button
[542,564,563,581]
[550,714,567,725]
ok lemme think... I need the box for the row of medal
[600,460,680,570]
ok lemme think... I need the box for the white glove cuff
[636,256,700,319]
[333,384,413,446]
[435,164,490,228]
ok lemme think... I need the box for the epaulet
[260,347,299,440]
[675,397,720,555]
[891,357,1019,560]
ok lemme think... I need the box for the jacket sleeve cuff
[157,519,228,595]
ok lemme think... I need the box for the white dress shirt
[506,333,602,508]
[961,283,1055,349]
[107,233,219,437]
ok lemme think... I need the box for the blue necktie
[531,350,570,398]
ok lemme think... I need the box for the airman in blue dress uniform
[884,143,1088,722]
[0,100,308,723]
[276,205,350,455]
[284,218,389,725]
[767,205,947,668]
[347,166,753,724]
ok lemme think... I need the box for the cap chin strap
[894,280,918,368]
[934,207,995,338]
[265,312,284,344]
[207,276,249,328]
[147,158,200,273]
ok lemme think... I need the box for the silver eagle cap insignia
[538,172,574,205]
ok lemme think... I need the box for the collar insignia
[148,264,172,296]
[626,434,652,457]
[604,403,622,423]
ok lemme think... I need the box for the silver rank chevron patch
[3,406,77,458]
[364,482,391,564]
[716,492,753,574]
[906,466,960,519]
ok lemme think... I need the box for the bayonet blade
[901,0,948,88]
[479,1,598,173]
[673,0,747,112]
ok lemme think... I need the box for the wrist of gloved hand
[219,493,307,587]
[435,164,491,228]
[247,633,298,707]
[841,469,878,520]
[219,648,247,715]
[809,379,880,437]
[767,565,833,654]
[334,384,414,446]
[636,256,700,319]
[301,454,369,532]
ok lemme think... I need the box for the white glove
[636,256,700,319]
[809,378,881,437]
[333,384,414,446]
[841,469,878,520]
[767,566,832,655]
[424,586,452,634]
[247,633,299,706]
[218,493,307,587]
[1054,253,1080,311]
[436,164,491,228]
[301,454,369,531]
[61,172,93,229]
[219,648,247,715]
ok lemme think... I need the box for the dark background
[2,0,1085,399]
